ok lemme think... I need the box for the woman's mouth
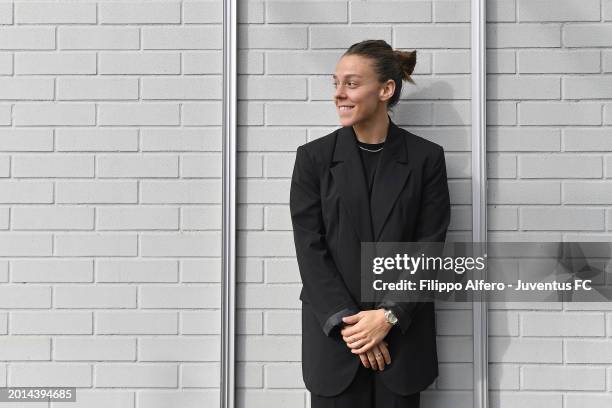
[338,106,354,112]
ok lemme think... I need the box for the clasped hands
[340,309,393,371]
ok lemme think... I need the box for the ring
[375,353,382,357]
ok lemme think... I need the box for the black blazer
[289,115,451,397]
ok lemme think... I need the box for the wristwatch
[384,308,398,326]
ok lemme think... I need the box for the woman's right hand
[358,341,391,371]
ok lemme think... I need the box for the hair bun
[394,49,417,84]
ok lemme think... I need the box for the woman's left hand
[340,309,392,354]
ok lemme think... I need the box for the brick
[140,233,221,257]
[518,0,600,22]
[487,153,516,178]
[11,206,94,230]
[139,337,219,361]
[97,154,178,178]
[0,78,54,100]
[96,259,178,282]
[59,27,139,50]
[142,128,221,151]
[564,76,612,99]
[54,285,136,308]
[488,181,560,204]
[487,23,561,48]
[564,24,612,47]
[352,2,431,22]
[519,102,601,125]
[96,311,177,334]
[239,26,307,49]
[142,26,221,49]
[181,310,221,334]
[15,52,96,75]
[95,364,177,387]
[58,77,138,100]
[396,25,470,48]
[487,0,517,22]
[47,336,137,362]
[15,2,96,24]
[0,129,53,151]
[181,363,220,388]
[0,336,50,360]
[55,128,137,152]
[56,181,137,204]
[182,206,223,231]
[266,1,347,23]
[489,338,562,362]
[563,181,612,204]
[99,52,180,75]
[311,26,391,49]
[97,206,179,230]
[12,154,94,177]
[184,1,223,23]
[265,363,303,388]
[14,103,95,126]
[522,365,605,390]
[142,77,222,100]
[140,285,221,308]
[10,311,91,334]
[520,207,604,231]
[519,50,600,73]
[522,312,604,336]
[99,103,180,126]
[55,234,137,256]
[519,154,602,178]
[11,259,93,283]
[99,2,180,24]
[9,363,91,387]
[0,234,52,256]
[0,27,55,49]
[487,128,560,151]
[487,75,560,99]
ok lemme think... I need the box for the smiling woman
[290,39,451,408]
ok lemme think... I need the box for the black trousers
[310,363,421,408]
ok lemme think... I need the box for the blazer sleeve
[290,145,361,337]
[376,145,451,335]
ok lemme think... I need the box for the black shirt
[356,137,385,196]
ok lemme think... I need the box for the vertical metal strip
[471,0,488,407]
[221,0,236,407]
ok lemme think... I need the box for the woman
[290,40,451,408]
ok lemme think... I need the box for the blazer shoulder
[296,129,337,164]
[401,129,445,159]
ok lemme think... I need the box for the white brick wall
[2,0,609,407]
[237,1,474,407]
[487,0,612,407]
[0,1,222,407]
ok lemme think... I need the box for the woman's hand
[358,341,391,371]
[340,309,392,354]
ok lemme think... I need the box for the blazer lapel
[330,125,374,243]
[370,118,412,241]
[330,115,412,243]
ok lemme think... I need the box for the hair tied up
[394,49,417,84]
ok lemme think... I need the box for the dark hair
[343,40,416,110]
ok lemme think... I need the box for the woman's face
[333,54,394,127]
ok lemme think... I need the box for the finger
[347,337,369,349]
[352,340,375,355]
[359,353,370,369]
[373,345,385,371]
[366,351,379,371]
[379,343,392,365]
